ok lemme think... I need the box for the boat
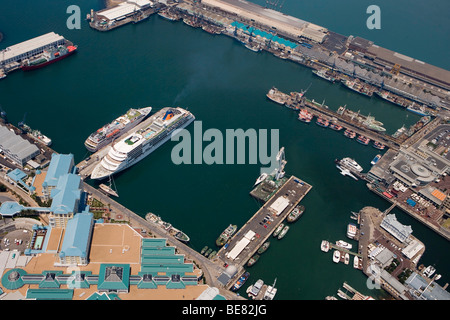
[343,129,356,139]
[19,122,52,146]
[254,173,268,186]
[312,69,336,83]
[287,205,305,222]
[277,225,290,239]
[363,116,386,132]
[208,250,217,259]
[423,265,436,278]
[84,106,152,152]
[249,279,264,298]
[344,253,350,265]
[407,104,429,116]
[336,240,352,250]
[231,272,250,291]
[373,141,385,150]
[200,246,208,255]
[298,109,313,123]
[333,250,340,263]
[357,135,370,145]
[99,175,119,197]
[22,43,77,71]
[435,274,442,281]
[337,157,363,173]
[353,256,359,269]
[341,79,373,97]
[216,224,237,247]
[257,241,270,254]
[371,154,382,166]
[337,166,358,181]
[321,240,330,252]
[204,248,213,258]
[347,224,357,239]
[316,117,329,127]
[174,230,190,243]
[244,43,262,52]
[263,278,277,300]
[266,87,288,105]
[91,107,195,180]
[329,123,343,131]
[183,16,201,28]
[392,125,407,138]
[273,223,284,237]
[375,90,411,108]
[157,8,180,21]
[247,254,260,267]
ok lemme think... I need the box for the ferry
[216,224,237,247]
[84,107,152,153]
[273,223,284,237]
[373,141,385,150]
[277,225,290,239]
[266,87,288,105]
[91,107,195,180]
[333,250,340,263]
[347,224,357,239]
[343,129,356,139]
[312,69,336,83]
[247,254,260,267]
[357,135,370,145]
[337,157,363,173]
[336,240,352,250]
[22,43,77,71]
[298,109,313,123]
[329,123,343,131]
[287,205,305,223]
[316,117,329,128]
[231,272,250,291]
[371,154,382,165]
[321,240,330,252]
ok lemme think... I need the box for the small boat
[204,248,213,258]
[344,253,350,265]
[248,279,264,298]
[316,117,329,128]
[174,230,190,243]
[423,265,436,278]
[247,254,260,267]
[329,123,343,131]
[344,129,356,139]
[273,223,284,237]
[99,175,119,197]
[263,278,277,300]
[278,225,290,239]
[435,274,442,281]
[336,240,352,250]
[298,109,313,123]
[337,166,358,181]
[321,240,330,252]
[254,173,268,186]
[216,224,237,247]
[257,241,270,254]
[371,154,381,165]
[209,250,217,259]
[333,250,340,263]
[347,224,357,239]
[357,135,370,145]
[373,141,385,150]
[353,256,359,269]
[200,246,208,255]
[287,205,305,222]
[231,272,250,291]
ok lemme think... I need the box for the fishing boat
[329,123,343,131]
[273,223,284,237]
[316,117,329,128]
[247,254,260,267]
[257,241,270,254]
[263,278,278,300]
[343,129,356,139]
[245,42,262,52]
[174,230,190,243]
[278,225,290,239]
[371,154,382,165]
[407,104,429,116]
[201,246,208,255]
[336,240,352,250]
[341,79,373,97]
[204,248,213,258]
[363,116,386,132]
[287,205,305,222]
[373,141,385,150]
[216,224,237,247]
[344,253,350,265]
[298,109,313,123]
[347,224,357,239]
[209,250,217,259]
[333,250,340,263]
[357,135,370,145]
[231,272,250,291]
[321,240,330,252]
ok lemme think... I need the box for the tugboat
[231,272,250,291]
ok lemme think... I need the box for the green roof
[97,264,130,292]
[26,289,74,300]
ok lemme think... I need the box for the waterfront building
[0,125,39,167]
[5,168,35,194]
[380,214,413,243]
[94,0,154,24]
[42,153,75,200]
[405,272,450,300]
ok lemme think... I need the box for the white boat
[333,250,340,263]
[353,256,359,269]
[344,253,350,265]
[91,107,195,180]
[254,172,268,186]
[371,154,381,165]
[435,274,442,281]
[339,157,363,173]
[249,279,264,297]
[423,265,436,278]
[336,240,352,250]
[263,278,277,300]
[337,166,358,181]
[321,240,330,252]
[347,224,357,239]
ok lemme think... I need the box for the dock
[217,175,312,290]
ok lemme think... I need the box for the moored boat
[312,69,336,83]
[287,205,305,222]
[266,87,288,105]
[336,240,352,250]
[344,129,356,139]
[344,253,350,265]
[273,223,284,237]
[247,254,260,267]
[371,154,381,165]
[263,278,277,300]
[347,224,357,239]
[216,224,237,247]
[298,109,313,123]
[321,240,330,252]
[373,141,385,150]
[277,225,290,239]
[231,271,250,291]
[201,246,208,255]
[99,183,119,197]
[174,230,190,243]
[333,250,340,263]
[329,123,343,131]
[204,248,213,258]
[357,135,370,145]
[22,43,77,71]
[316,117,329,128]
[353,256,359,269]
[257,241,270,254]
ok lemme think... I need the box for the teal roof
[59,212,93,259]
[97,264,130,292]
[87,292,121,300]
[26,288,74,300]
[6,169,35,192]
[0,201,24,217]
[50,173,81,214]
[231,21,298,48]
[43,153,74,187]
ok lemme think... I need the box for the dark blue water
[0,0,448,300]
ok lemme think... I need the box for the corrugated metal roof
[59,212,93,259]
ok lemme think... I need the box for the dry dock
[217,175,312,289]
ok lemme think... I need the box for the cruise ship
[84,107,152,153]
[90,107,195,180]
[336,157,363,173]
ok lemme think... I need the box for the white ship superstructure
[91,107,194,180]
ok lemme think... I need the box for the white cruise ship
[339,157,363,173]
[90,107,195,180]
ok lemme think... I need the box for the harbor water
[0,0,449,299]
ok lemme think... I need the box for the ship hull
[22,48,77,71]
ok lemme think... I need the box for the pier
[216,175,312,290]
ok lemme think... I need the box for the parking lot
[0,229,32,253]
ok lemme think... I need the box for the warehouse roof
[0,126,39,162]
